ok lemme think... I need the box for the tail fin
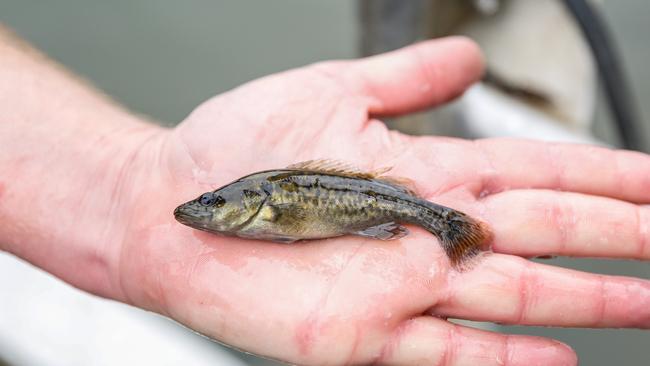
[422,208,492,269]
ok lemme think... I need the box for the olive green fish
[174,160,491,267]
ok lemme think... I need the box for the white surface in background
[461,84,606,145]
[0,252,247,366]
[462,0,597,130]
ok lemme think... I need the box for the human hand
[101,37,648,365]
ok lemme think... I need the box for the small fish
[174,160,491,267]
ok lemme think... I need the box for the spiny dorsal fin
[286,159,389,179]
[286,159,420,196]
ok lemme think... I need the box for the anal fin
[353,222,409,241]
[268,236,299,244]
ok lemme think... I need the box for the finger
[376,317,576,366]
[474,138,650,204]
[317,36,484,116]
[436,255,650,328]
[483,190,650,259]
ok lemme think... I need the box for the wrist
[0,113,166,300]
[0,25,175,300]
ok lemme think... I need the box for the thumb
[321,36,484,116]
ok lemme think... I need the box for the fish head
[174,182,266,234]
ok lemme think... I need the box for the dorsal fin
[286,159,420,196]
[287,159,386,179]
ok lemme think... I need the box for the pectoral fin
[353,222,408,240]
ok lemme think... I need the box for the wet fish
[174,160,491,267]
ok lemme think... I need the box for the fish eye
[198,192,226,207]
[198,193,215,206]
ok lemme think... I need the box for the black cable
[563,0,643,150]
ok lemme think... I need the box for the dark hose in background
[563,0,643,151]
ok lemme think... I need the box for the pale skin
[0,27,648,366]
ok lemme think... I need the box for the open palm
[117,38,649,365]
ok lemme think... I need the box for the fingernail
[509,337,577,366]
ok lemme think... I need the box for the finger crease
[636,206,648,257]
[515,261,534,325]
[438,325,457,366]
[551,196,572,254]
[595,275,607,327]
[501,334,513,366]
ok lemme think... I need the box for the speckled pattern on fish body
[174,160,491,267]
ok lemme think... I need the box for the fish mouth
[173,204,212,228]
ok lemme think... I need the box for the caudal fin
[425,209,492,269]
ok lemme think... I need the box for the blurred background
[1,0,649,365]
